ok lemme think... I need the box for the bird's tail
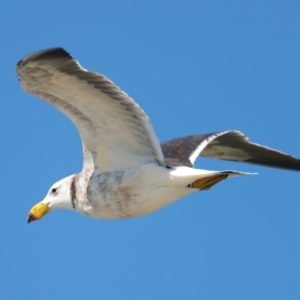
[170,167,255,190]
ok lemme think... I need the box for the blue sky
[1,1,300,299]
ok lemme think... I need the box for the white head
[27,174,76,223]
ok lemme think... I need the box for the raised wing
[161,130,300,171]
[17,48,165,171]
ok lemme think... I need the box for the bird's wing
[161,130,300,171]
[17,48,165,171]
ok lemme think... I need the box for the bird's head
[27,175,75,223]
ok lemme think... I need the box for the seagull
[16,48,300,223]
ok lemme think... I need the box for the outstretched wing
[161,130,300,171]
[17,48,165,172]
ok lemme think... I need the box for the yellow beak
[27,202,50,223]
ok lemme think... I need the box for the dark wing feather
[161,134,214,167]
[162,130,300,171]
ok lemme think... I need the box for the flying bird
[16,48,300,223]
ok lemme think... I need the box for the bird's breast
[84,164,186,219]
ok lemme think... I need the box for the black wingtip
[17,47,72,66]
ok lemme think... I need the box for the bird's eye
[51,188,58,194]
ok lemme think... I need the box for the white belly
[84,163,194,219]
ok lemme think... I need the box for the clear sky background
[1,1,300,299]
